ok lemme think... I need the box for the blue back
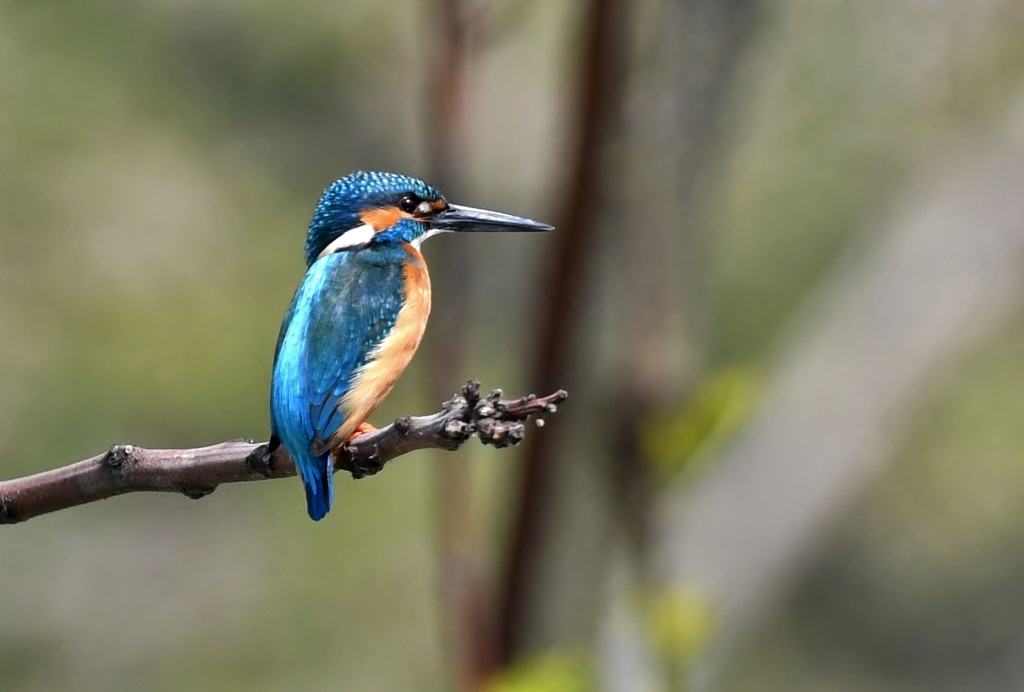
[270,246,407,519]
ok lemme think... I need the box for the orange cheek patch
[361,206,411,232]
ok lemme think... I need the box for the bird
[269,171,552,520]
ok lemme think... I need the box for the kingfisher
[269,171,552,520]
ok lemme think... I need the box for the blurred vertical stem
[499,0,630,663]
[614,0,763,574]
[612,1,760,689]
[496,0,761,684]
[425,1,499,690]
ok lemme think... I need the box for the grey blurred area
[3,0,1024,691]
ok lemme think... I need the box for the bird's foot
[335,423,383,479]
[347,421,378,443]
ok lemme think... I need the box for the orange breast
[334,244,431,443]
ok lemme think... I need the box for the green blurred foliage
[719,311,1024,690]
[641,368,760,479]
[680,1,1024,688]
[645,587,716,669]
[706,0,1024,364]
[485,653,593,692]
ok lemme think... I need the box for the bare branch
[0,381,566,525]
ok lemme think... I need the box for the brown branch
[0,382,566,525]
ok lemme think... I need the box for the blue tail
[296,453,334,521]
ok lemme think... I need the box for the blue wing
[270,251,406,519]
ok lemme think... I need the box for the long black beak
[430,203,554,233]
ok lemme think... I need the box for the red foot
[347,421,378,443]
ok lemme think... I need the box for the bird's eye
[398,194,420,214]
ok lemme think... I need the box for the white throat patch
[410,227,451,250]
[318,223,376,258]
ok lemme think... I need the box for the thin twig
[0,382,566,525]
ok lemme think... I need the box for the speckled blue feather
[270,246,408,520]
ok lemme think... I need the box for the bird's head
[304,170,552,266]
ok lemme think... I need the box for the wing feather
[271,251,405,457]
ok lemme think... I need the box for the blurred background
[3,0,1024,690]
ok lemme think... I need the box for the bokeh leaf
[640,367,761,478]
[486,653,593,692]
